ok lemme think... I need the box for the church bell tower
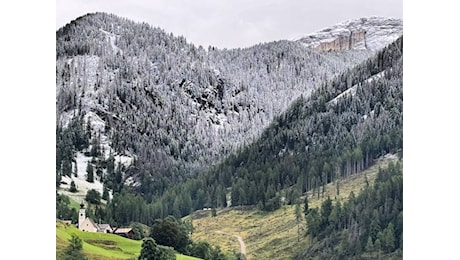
[78,202,86,230]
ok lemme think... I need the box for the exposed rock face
[298,17,402,52]
[315,34,349,51]
[314,30,367,51]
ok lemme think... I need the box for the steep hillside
[298,160,403,259]
[151,36,402,220]
[190,156,400,260]
[60,35,402,228]
[56,13,402,203]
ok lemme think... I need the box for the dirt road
[216,231,246,257]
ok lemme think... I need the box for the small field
[190,155,400,260]
[56,222,201,260]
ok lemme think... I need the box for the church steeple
[78,202,86,230]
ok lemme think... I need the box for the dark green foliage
[305,208,321,237]
[187,241,237,260]
[320,196,333,231]
[86,163,94,183]
[69,180,78,193]
[56,193,78,223]
[303,196,309,216]
[130,222,147,240]
[63,234,87,260]
[102,185,110,201]
[107,192,151,227]
[138,237,175,260]
[188,241,212,260]
[150,216,190,254]
[300,162,403,259]
[85,189,101,204]
[365,236,373,252]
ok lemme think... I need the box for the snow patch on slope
[328,71,386,105]
[59,152,106,203]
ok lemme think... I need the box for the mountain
[297,17,402,51]
[140,33,403,258]
[56,13,402,202]
[152,35,403,218]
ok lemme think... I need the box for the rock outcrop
[298,17,402,52]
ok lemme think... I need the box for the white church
[78,202,112,233]
[77,202,134,239]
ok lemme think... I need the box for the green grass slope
[56,222,141,259]
[56,222,201,260]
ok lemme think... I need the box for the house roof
[96,224,112,231]
[114,228,132,233]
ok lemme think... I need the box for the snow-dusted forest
[56,13,402,193]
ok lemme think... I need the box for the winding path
[216,231,246,257]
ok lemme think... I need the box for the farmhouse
[113,227,134,239]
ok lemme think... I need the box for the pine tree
[338,230,350,257]
[374,238,382,255]
[102,185,110,201]
[303,195,309,216]
[382,222,396,253]
[64,234,87,260]
[365,236,374,252]
[69,180,78,193]
[86,163,94,183]
[306,208,320,237]
[73,163,78,177]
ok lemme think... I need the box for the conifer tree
[365,236,373,252]
[64,234,87,260]
[86,163,94,183]
[70,180,78,193]
[303,195,309,216]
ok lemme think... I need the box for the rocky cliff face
[298,17,402,52]
[314,30,366,51]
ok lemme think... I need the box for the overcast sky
[56,0,402,49]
